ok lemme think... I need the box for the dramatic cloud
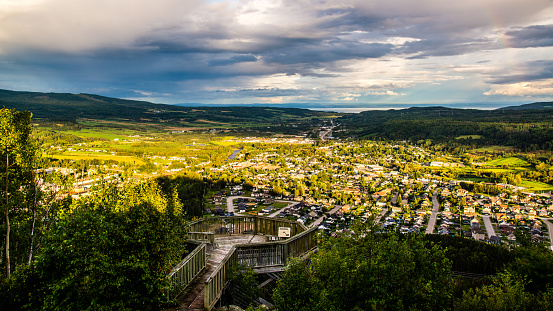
[0,0,552,106]
[506,24,553,48]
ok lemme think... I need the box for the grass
[63,129,134,140]
[455,135,482,140]
[472,145,515,153]
[45,153,146,165]
[479,167,528,174]
[518,180,553,192]
[210,140,239,146]
[487,157,530,167]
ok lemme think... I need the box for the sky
[1,0,553,109]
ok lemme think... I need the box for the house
[464,206,476,215]
[471,228,486,241]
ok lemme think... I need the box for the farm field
[518,180,553,192]
[45,152,147,165]
[455,135,482,139]
[487,156,530,167]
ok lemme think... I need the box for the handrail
[188,215,308,237]
[166,242,207,300]
[204,246,238,310]
[203,225,318,310]
[188,232,215,244]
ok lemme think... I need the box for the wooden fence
[204,246,238,310]
[188,231,215,244]
[188,215,307,237]
[166,242,207,300]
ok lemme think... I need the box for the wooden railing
[188,231,215,244]
[204,246,238,310]
[167,242,207,300]
[203,226,318,310]
[188,215,307,237]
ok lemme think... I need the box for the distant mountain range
[1,88,552,120]
[2,88,553,150]
[0,89,334,128]
[498,102,553,110]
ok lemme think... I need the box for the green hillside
[335,106,553,151]
[0,89,337,132]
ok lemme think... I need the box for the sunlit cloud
[484,79,553,96]
[0,0,551,106]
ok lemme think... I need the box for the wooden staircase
[169,235,267,311]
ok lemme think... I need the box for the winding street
[425,189,440,234]
[541,218,553,251]
[482,215,497,238]
[226,195,250,214]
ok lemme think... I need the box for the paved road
[482,215,496,238]
[268,202,297,217]
[310,205,342,228]
[425,189,440,234]
[374,208,388,225]
[541,218,553,251]
[226,196,295,217]
[226,195,251,214]
[391,192,398,205]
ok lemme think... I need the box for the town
[45,130,553,250]
[203,139,553,249]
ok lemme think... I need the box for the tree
[273,231,453,310]
[1,109,37,279]
[454,272,538,311]
[2,181,188,310]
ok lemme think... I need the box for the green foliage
[274,233,453,311]
[423,234,513,275]
[337,106,553,152]
[156,172,207,218]
[1,108,38,279]
[453,272,552,311]
[227,263,261,309]
[504,244,553,293]
[1,181,188,310]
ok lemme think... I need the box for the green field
[487,157,530,167]
[518,180,553,192]
[210,140,239,146]
[480,167,528,173]
[455,135,482,140]
[45,153,146,165]
[63,129,136,140]
[473,146,515,153]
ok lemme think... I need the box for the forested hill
[498,102,553,110]
[335,106,553,151]
[0,89,336,126]
[4,88,553,150]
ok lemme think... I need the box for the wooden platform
[168,235,268,311]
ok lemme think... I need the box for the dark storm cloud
[262,40,393,65]
[506,24,553,48]
[208,55,258,67]
[487,60,553,84]
[1,0,553,104]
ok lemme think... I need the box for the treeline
[337,106,553,152]
[272,228,553,311]
[156,172,207,218]
[0,108,213,310]
[1,182,189,311]
[0,89,335,131]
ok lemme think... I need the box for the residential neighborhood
[202,139,553,249]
